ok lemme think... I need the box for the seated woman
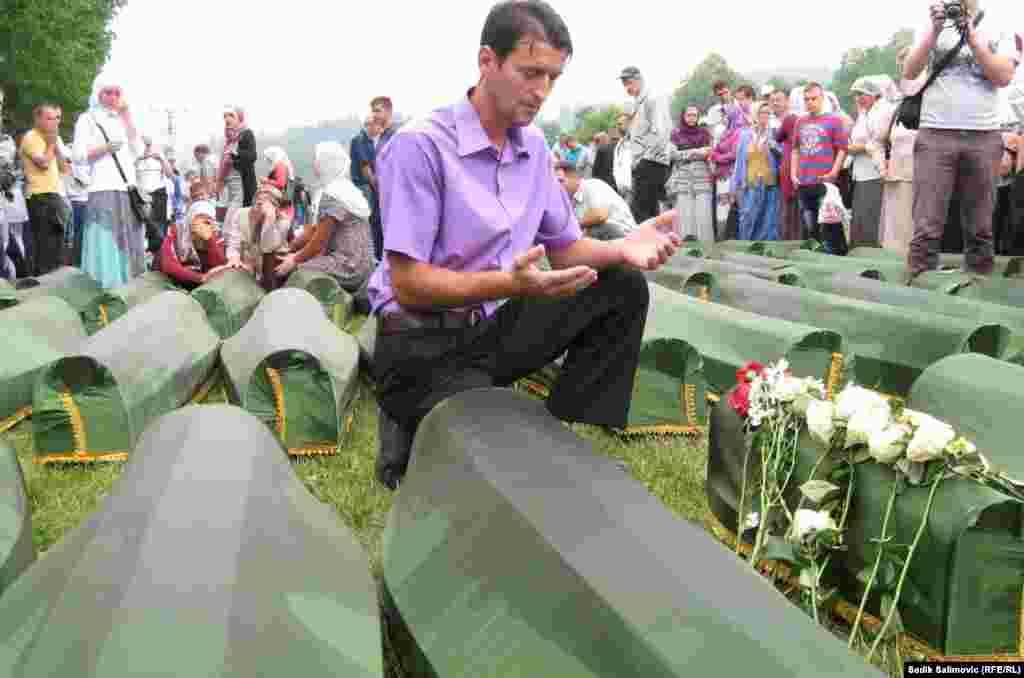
[274,142,373,295]
[224,184,291,291]
[159,200,228,289]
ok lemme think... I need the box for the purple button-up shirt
[367,93,583,317]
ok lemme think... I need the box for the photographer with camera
[902,0,1020,280]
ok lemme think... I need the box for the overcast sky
[103,0,1024,155]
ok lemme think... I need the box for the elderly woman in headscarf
[732,102,781,241]
[215,105,257,225]
[261,145,295,221]
[223,183,291,291]
[666,106,714,241]
[709,103,750,240]
[158,199,228,289]
[71,72,145,288]
[273,142,374,294]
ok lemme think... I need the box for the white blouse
[72,111,143,194]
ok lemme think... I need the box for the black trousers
[374,267,650,478]
[631,159,670,223]
[27,192,65,276]
[798,184,848,256]
[369,189,384,261]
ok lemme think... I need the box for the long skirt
[739,183,780,241]
[880,181,913,253]
[80,190,145,289]
[850,179,883,247]
[672,191,714,241]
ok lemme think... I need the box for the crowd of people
[0,0,1021,491]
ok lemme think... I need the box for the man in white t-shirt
[555,160,636,241]
[135,136,171,240]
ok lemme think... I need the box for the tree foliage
[572,104,623,144]
[671,53,749,118]
[0,0,125,131]
[830,28,915,113]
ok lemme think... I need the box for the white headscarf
[314,142,370,220]
[175,199,217,264]
[88,71,124,120]
[263,146,294,180]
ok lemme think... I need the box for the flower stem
[867,473,943,661]
[737,436,752,557]
[849,478,898,649]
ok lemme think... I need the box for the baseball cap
[619,66,642,81]
[850,77,883,97]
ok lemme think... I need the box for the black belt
[378,308,484,335]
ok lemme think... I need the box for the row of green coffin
[707,353,1024,656]
[0,405,383,677]
[382,388,882,678]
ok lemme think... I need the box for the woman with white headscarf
[273,142,373,292]
[261,145,295,221]
[72,72,145,288]
[158,199,228,289]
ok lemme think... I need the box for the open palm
[621,210,681,271]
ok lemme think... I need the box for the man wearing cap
[367,1,681,490]
[846,77,891,247]
[619,65,673,222]
[555,160,637,241]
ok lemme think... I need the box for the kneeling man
[367,0,681,489]
[556,160,637,241]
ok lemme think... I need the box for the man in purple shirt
[367,0,681,489]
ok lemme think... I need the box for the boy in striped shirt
[792,82,849,254]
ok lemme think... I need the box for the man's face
[371,104,392,130]
[480,39,567,127]
[804,88,824,115]
[715,87,731,104]
[622,78,642,98]
[223,111,240,129]
[616,114,629,134]
[855,93,877,111]
[36,107,61,135]
[365,118,380,137]
[770,92,788,117]
[566,138,577,150]
[555,167,579,195]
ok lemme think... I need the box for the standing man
[612,114,633,202]
[368,97,396,260]
[619,66,672,222]
[792,83,849,254]
[19,103,67,275]
[350,115,379,204]
[591,131,616,190]
[367,0,681,489]
[771,88,802,240]
[188,144,218,199]
[136,136,172,247]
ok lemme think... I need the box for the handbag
[91,116,151,224]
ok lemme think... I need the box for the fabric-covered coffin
[383,388,881,678]
[0,405,383,677]
[781,250,907,281]
[707,392,1022,656]
[221,288,360,455]
[284,268,353,327]
[815,273,1024,364]
[714,274,1010,395]
[80,271,177,334]
[1,296,87,432]
[0,279,15,309]
[191,269,265,339]
[32,291,220,463]
[914,272,1024,309]
[0,440,34,597]
[646,282,844,393]
[715,240,818,258]
[847,247,1024,278]
[12,267,102,315]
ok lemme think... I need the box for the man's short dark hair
[370,96,393,112]
[481,0,573,62]
[736,84,755,99]
[33,103,61,117]
[805,82,824,95]
[712,80,729,93]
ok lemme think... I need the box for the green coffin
[715,240,818,258]
[284,268,353,327]
[812,273,1024,364]
[191,269,265,339]
[0,440,34,597]
[1,296,87,431]
[914,272,1024,310]
[714,273,1010,395]
[718,251,793,270]
[80,272,177,334]
[848,247,1024,278]
[0,405,383,677]
[0,279,15,310]
[707,395,1021,656]
[12,267,102,315]
[383,388,881,678]
[221,288,360,455]
[646,282,844,393]
[32,291,220,463]
[781,250,907,281]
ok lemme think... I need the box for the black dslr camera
[942,0,966,21]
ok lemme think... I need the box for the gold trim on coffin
[263,368,348,457]
[0,406,32,434]
[708,514,1024,661]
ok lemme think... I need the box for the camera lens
[945,2,963,19]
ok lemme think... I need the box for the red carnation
[729,382,752,419]
[735,361,766,385]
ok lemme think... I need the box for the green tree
[765,76,795,94]
[1,0,126,131]
[572,105,623,144]
[830,28,914,113]
[670,53,746,117]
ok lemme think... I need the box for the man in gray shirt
[902,1,1020,278]
[619,66,672,223]
[555,161,637,241]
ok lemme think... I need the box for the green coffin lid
[0,279,15,310]
[715,273,1010,396]
[191,269,265,339]
[32,291,220,463]
[782,250,906,281]
[0,440,34,597]
[284,269,353,327]
[719,251,793,270]
[646,282,845,393]
[716,240,817,257]
[12,267,102,315]
[1,295,87,428]
[847,247,1024,278]
[81,271,177,334]
[707,392,1022,656]
[221,288,359,455]
[383,388,881,678]
[0,405,382,677]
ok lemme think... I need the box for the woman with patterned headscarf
[666,106,714,241]
[215,105,257,227]
[274,142,373,293]
[709,103,750,239]
[223,183,291,291]
[71,71,145,288]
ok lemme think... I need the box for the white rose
[806,400,836,446]
[774,375,805,402]
[907,418,956,463]
[792,508,837,540]
[868,424,911,464]
[835,385,888,421]
[845,400,892,448]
